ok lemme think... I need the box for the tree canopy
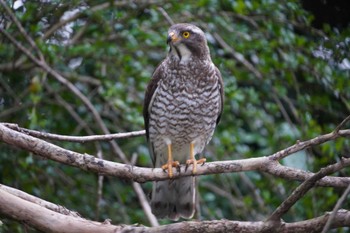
[0,0,349,232]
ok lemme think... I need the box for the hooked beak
[167,31,179,44]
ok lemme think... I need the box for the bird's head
[166,23,210,61]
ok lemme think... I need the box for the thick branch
[1,184,350,233]
[121,211,350,233]
[1,123,350,187]
[0,189,119,233]
[0,184,81,218]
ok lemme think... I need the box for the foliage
[0,0,349,232]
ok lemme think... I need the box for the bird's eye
[182,31,190,38]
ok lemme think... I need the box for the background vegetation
[0,0,349,232]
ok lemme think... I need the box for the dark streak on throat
[174,46,182,61]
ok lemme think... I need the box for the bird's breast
[148,68,221,147]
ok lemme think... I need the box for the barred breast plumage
[143,23,224,220]
[148,59,221,160]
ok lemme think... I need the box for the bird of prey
[143,23,224,220]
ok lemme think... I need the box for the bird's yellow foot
[161,160,180,178]
[186,157,206,174]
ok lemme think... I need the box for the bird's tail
[151,176,195,220]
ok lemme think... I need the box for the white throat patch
[172,43,192,64]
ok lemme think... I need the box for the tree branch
[3,123,145,141]
[321,183,350,233]
[0,0,44,61]
[334,114,350,133]
[120,211,350,232]
[212,32,263,79]
[157,7,175,25]
[1,123,350,188]
[0,184,81,218]
[0,188,120,233]
[267,157,350,222]
[1,185,349,233]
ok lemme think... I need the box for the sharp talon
[186,157,206,174]
[199,158,206,166]
[173,161,180,167]
[161,160,180,178]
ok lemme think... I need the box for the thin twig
[201,181,244,208]
[3,123,145,141]
[157,7,175,25]
[95,150,104,220]
[321,183,350,233]
[334,115,350,133]
[131,182,159,227]
[0,0,44,61]
[212,32,263,79]
[42,0,159,40]
[43,83,92,134]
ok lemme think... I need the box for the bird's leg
[186,142,206,174]
[161,143,180,178]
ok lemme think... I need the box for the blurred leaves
[0,0,349,232]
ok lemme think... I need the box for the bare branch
[3,123,145,141]
[0,188,119,233]
[42,1,127,40]
[95,150,104,220]
[1,183,350,233]
[267,157,350,221]
[212,32,263,79]
[0,0,44,61]
[1,123,350,188]
[157,7,175,25]
[131,182,159,227]
[262,161,350,188]
[121,210,350,232]
[334,114,350,133]
[42,0,160,40]
[321,183,350,233]
[269,129,350,161]
[201,181,244,208]
[0,184,81,218]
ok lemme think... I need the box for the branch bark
[1,123,350,188]
[1,185,350,233]
[0,188,119,233]
[267,157,350,222]
[3,123,145,142]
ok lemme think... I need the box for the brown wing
[143,61,165,165]
[215,66,224,125]
[143,61,165,139]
